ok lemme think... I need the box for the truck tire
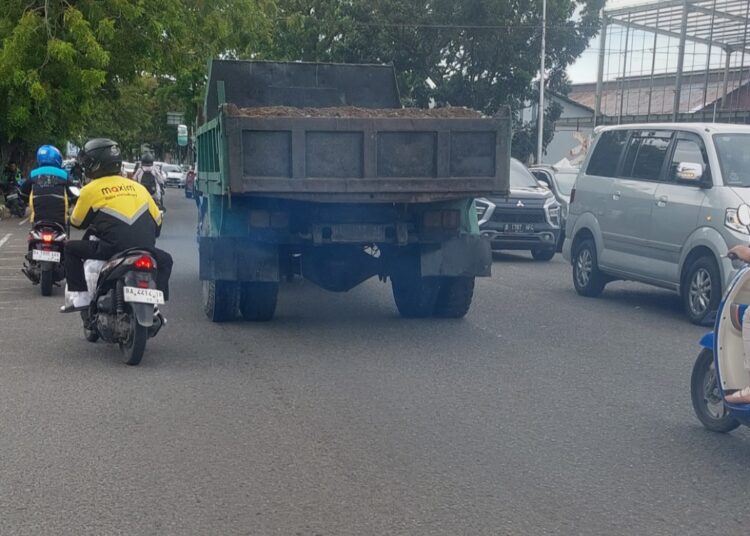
[391,253,440,318]
[239,282,278,322]
[203,280,237,322]
[434,277,475,318]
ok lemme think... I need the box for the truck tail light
[424,210,460,230]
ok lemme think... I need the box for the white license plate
[32,250,61,262]
[123,286,164,305]
[503,223,534,233]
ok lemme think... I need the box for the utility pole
[537,0,547,165]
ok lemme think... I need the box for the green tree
[273,0,603,161]
[0,0,274,166]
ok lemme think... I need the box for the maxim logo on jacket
[100,184,136,196]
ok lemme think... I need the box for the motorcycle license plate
[123,286,164,305]
[32,250,61,262]
[503,223,534,233]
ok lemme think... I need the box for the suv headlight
[545,198,561,228]
[725,204,750,234]
[474,198,494,225]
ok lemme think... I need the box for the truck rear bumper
[199,235,492,284]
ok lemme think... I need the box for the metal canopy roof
[606,0,750,54]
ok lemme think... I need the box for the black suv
[476,158,561,261]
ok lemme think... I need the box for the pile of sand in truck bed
[224,104,483,119]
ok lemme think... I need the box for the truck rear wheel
[239,282,278,322]
[203,280,237,322]
[434,277,475,318]
[391,254,440,318]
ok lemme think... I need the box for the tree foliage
[274,0,604,161]
[0,0,601,165]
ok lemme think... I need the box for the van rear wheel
[572,238,606,297]
[682,256,721,325]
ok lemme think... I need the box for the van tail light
[134,255,156,271]
[570,188,576,204]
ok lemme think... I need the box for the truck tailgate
[201,111,511,202]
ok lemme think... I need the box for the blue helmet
[36,145,63,168]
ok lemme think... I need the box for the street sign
[166,112,185,126]
[177,124,188,147]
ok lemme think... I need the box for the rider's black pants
[64,240,173,300]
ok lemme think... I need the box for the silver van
[563,123,750,324]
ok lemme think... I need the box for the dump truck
[195,59,511,322]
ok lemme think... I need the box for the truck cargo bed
[198,106,510,202]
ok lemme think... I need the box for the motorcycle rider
[725,244,750,403]
[1,162,21,195]
[133,153,165,209]
[21,145,73,228]
[61,138,173,312]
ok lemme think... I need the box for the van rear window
[586,131,628,177]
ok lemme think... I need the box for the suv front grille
[491,209,546,224]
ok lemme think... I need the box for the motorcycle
[4,185,27,218]
[691,257,750,433]
[22,221,67,296]
[80,248,166,366]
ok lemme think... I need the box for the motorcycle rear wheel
[690,348,740,433]
[40,270,53,296]
[120,315,148,366]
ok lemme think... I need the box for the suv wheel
[683,256,721,325]
[531,248,555,262]
[572,238,607,297]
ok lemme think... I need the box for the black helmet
[79,138,122,180]
[141,153,154,165]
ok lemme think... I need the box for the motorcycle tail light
[134,255,156,271]
[137,279,150,289]
[42,232,54,243]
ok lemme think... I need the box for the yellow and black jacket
[70,175,163,250]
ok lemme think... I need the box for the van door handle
[656,195,668,208]
[612,191,621,201]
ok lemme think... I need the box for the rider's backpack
[140,170,157,194]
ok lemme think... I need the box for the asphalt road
[0,192,748,535]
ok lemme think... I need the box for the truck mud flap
[199,237,279,282]
[420,236,492,277]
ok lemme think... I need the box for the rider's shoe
[725,386,750,404]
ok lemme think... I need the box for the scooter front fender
[131,303,154,327]
[700,332,714,350]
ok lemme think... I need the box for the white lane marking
[18,218,28,226]
[0,234,11,249]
